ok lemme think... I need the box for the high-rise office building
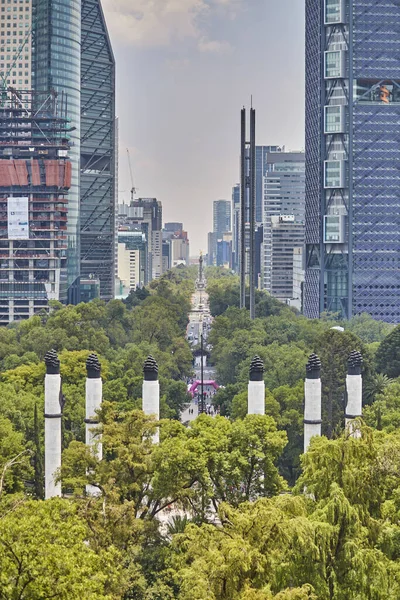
[117,229,147,294]
[262,151,305,298]
[0,0,32,91]
[169,233,190,268]
[267,216,305,301]
[216,233,232,269]
[305,0,400,322]
[207,232,218,266]
[164,222,183,233]
[162,224,190,269]
[33,0,82,304]
[80,0,116,301]
[1,0,116,307]
[255,146,283,223]
[213,200,231,237]
[127,198,163,281]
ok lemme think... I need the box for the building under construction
[0,89,72,324]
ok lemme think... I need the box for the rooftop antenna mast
[126,148,137,201]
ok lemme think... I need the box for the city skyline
[102,0,305,252]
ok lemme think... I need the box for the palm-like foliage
[364,373,393,404]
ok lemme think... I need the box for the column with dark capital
[44,350,62,499]
[345,351,363,438]
[85,354,103,495]
[248,356,265,415]
[304,354,322,452]
[143,356,160,443]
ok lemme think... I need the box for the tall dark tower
[240,109,246,310]
[199,252,204,283]
[80,0,116,301]
[239,107,257,319]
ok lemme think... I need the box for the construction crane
[126,148,137,201]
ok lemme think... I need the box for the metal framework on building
[305,0,400,323]
[239,107,256,319]
[0,88,72,323]
[80,0,116,301]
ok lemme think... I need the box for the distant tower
[85,353,103,495]
[248,356,265,415]
[345,351,363,438]
[142,356,160,443]
[199,251,204,283]
[44,350,62,499]
[240,107,256,319]
[304,354,322,452]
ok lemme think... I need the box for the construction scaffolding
[0,88,72,324]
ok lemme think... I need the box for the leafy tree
[376,325,400,378]
[364,372,394,405]
[346,312,394,343]
[61,410,287,520]
[0,499,127,599]
[0,417,31,495]
[161,379,191,420]
[124,286,150,309]
[212,383,245,416]
[171,496,318,600]
[364,381,400,432]
[207,277,241,316]
[315,329,367,438]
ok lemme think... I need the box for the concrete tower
[44,350,62,499]
[248,356,265,415]
[142,356,160,443]
[304,353,322,452]
[345,350,363,438]
[85,353,103,495]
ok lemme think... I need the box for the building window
[325,0,344,23]
[324,105,345,133]
[324,160,346,188]
[325,51,345,79]
[324,215,345,243]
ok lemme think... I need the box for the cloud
[102,0,241,52]
[197,37,232,53]
[165,57,191,70]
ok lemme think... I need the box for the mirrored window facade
[33,0,81,303]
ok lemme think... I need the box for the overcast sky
[102,0,305,253]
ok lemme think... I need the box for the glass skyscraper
[305,0,400,323]
[80,0,116,301]
[213,200,231,237]
[33,0,81,303]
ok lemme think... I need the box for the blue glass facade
[33,0,81,303]
[305,0,400,323]
[80,0,116,301]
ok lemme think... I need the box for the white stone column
[248,356,265,415]
[304,354,322,452]
[44,350,62,499]
[142,356,160,443]
[345,350,363,438]
[85,354,103,496]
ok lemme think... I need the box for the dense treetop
[1,266,400,598]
